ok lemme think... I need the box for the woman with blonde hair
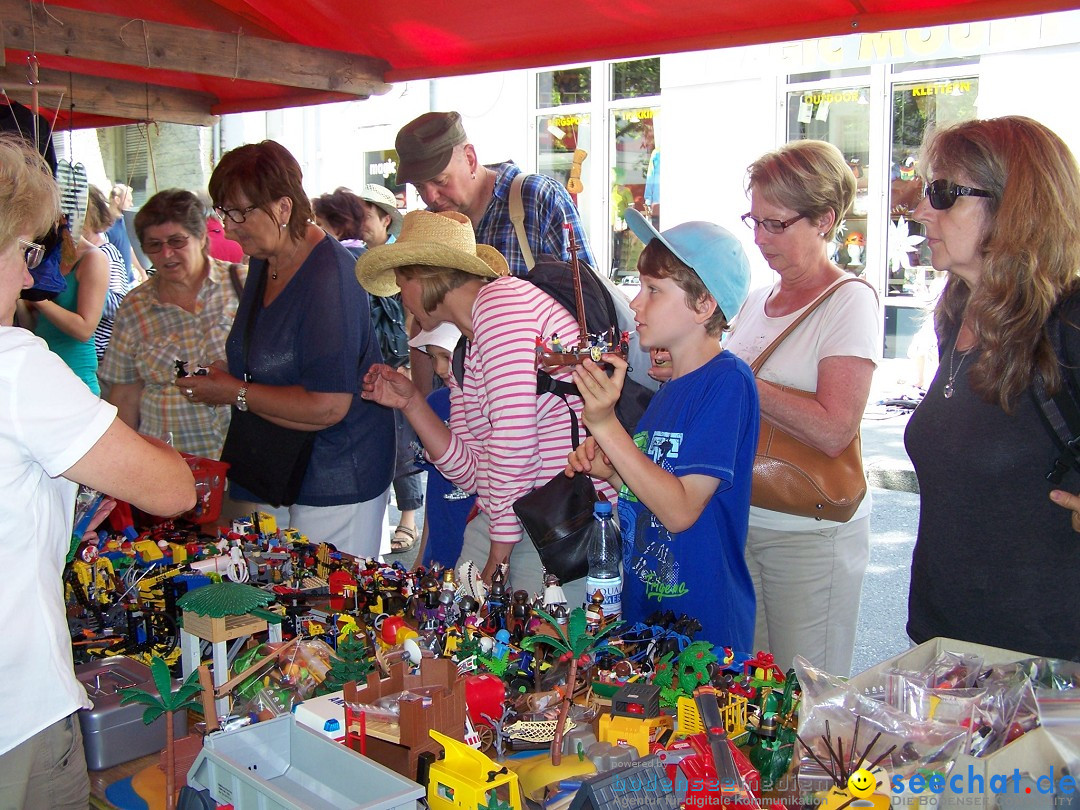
[727,139,880,676]
[906,116,1080,661]
[0,133,195,809]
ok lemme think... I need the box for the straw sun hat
[354,210,508,298]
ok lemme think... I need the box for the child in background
[407,323,477,568]
[565,209,759,650]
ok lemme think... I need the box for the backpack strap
[227,263,244,299]
[1031,298,1080,483]
[451,334,582,448]
[509,172,537,272]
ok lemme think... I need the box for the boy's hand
[565,436,615,481]
[573,355,626,432]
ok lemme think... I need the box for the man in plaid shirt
[395,111,597,277]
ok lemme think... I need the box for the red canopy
[1,0,1074,128]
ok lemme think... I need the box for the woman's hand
[481,545,513,585]
[361,363,418,411]
[178,366,240,407]
[565,436,616,482]
[572,355,626,433]
[1050,489,1080,532]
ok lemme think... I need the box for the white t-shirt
[0,328,116,755]
[726,278,881,531]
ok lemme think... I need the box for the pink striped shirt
[430,276,615,545]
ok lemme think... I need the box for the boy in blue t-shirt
[567,209,759,650]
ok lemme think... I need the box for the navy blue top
[418,387,476,568]
[225,235,394,507]
[106,217,134,283]
[618,351,759,652]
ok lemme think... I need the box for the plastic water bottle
[584,500,622,619]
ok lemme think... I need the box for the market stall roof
[1,0,1076,129]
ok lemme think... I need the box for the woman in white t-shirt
[727,140,880,677]
[0,134,196,809]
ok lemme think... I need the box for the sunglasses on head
[923,179,993,210]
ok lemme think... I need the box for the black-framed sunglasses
[19,239,45,270]
[741,212,806,235]
[213,204,258,224]
[142,234,192,254]
[923,179,993,210]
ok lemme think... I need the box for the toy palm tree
[521,606,623,765]
[120,656,202,810]
[653,639,718,707]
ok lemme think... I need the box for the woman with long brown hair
[906,116,1080,661]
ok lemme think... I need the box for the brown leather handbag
[749,277,873,522]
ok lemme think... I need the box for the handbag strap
[240,263,269,383]
[750,276,874,375]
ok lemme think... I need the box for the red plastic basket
[182,453,229,525]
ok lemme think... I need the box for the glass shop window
[537,67,592,107]
[610,106,660,283]
[536,112,593,240]
[786,86,872,277]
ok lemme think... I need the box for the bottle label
[584,575,622,618]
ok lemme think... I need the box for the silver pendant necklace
[943,341,970,399]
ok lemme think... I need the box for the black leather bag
[220,410,315,508]
[513,469,599,584]
[512,399,601,583]
[220,263,316,508]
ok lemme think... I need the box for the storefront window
[611,58,660,100]
[887,76,979,296]
[610,107,659,282]
[786,86,871,275]
[536,112,592,240]
[537,68,591,107]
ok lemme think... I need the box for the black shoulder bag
[453,334,603,583]
[220,266,317,508]
[1031,294,1080,484]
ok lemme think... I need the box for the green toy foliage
[119,656,202,726]
[318,632,374,695]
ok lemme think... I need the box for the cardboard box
[849,637,1070,809]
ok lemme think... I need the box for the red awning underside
[5,0,1077,129]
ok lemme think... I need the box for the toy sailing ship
[534,225,630,372]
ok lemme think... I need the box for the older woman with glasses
[183,141,395,556]
[99,189,245,459]
[906,116,1080,662]
[726,140,880,676]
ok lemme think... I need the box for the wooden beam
[0,64,219,126]
[0,1,390,98]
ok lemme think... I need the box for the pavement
[386,356,926,677]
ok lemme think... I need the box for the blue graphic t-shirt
[419,387,476,568]
[618,351,759,650]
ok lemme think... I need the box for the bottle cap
[593,500,612,516]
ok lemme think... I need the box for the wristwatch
[236,386,249,412]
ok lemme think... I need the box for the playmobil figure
[566,210,758,650]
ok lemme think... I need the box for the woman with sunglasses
[905,116,1080,662]
[726,139,880,676]
[183,141,394,556]
[99,190,245,459]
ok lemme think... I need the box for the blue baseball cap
[625,208,751,321]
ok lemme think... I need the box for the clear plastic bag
[794,656,969,797]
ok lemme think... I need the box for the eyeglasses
[19,239,45,270]
[142,234,192,254]
[214,204,258,224]
[741,213,806,234]
[922,179,993,210]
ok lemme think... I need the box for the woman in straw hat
[358,210,615,605]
